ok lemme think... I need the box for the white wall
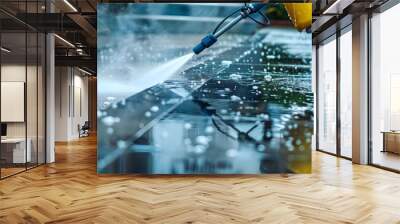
[1,65,40,137]
[55,67,89,141]
[55,67,69,141]
[71,73,89,138]
[1,65,27,141]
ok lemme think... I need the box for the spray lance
[192,3,313,55]
[192,3,269,55]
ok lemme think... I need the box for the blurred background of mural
[97,3,313,174]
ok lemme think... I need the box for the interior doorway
[54,67,96,145]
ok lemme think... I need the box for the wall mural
[97,3,313,174]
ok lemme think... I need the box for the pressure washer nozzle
[193,34,218,55]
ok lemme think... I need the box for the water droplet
[150,105,159,112]
[205,126,214,134]
[230,95,241,102]
[117,140,127,149]
[184,123,192,129]
[102,116,120,126]
[264,75,272,82]
[257,144,266,152]
[145,111,152,117]
[286,141,294,151]
[196,136,210,145]
[194,145,206,154]
[106,96,116,101]
[229,73,242,80]
[226,148,238,157]
[221,60,232,66]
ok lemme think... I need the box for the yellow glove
[284,3,312,31]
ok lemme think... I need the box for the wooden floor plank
[0,135,400,224]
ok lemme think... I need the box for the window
[339,29,352,158]
[317,37,337,154]
[370,3,400,171]
[0,2,47,179]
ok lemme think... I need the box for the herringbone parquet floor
[1,135,400,224]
